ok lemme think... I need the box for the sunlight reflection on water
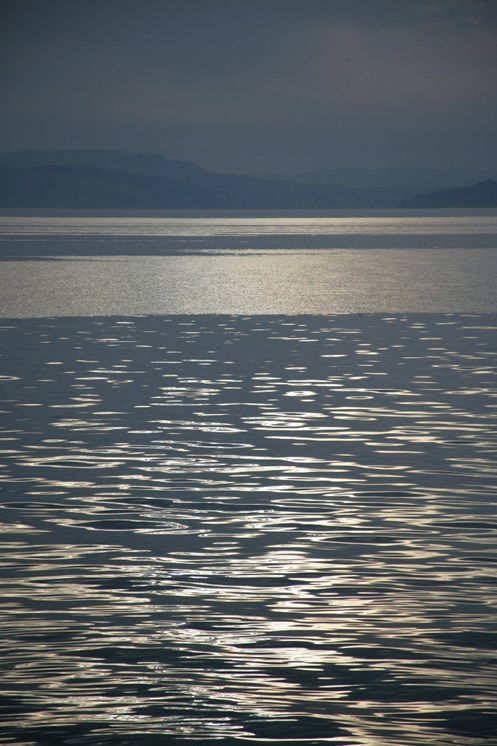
[0,313,496,745]
[1,249,497,317]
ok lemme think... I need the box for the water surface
[1,211,497,317]
[0,213,496,745]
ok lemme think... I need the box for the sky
[1,0,497,174]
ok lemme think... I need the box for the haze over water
[1,211,497,745]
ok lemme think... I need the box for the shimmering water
[2,210,497,317]
[1,213,497,745]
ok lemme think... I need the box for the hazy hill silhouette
[0,149,208,182]
[0,164,234,209]
[0,150,341,208]
[263,167,497,189]
[1,149,495,209]
[399,179,497,208]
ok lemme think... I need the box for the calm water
[1,212,497,745]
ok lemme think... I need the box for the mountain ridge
[399,179,497,208]
[1,150,495,209]
[261,167,497,189]
[0,163,234,209]
[0,151,352,209]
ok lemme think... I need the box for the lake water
[1,211,497,745]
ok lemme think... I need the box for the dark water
[1,313,496,745]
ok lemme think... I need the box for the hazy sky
[1,0,497,173]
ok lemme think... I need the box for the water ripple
[0,313,496,745]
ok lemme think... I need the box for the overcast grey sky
[1,0,497,173]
